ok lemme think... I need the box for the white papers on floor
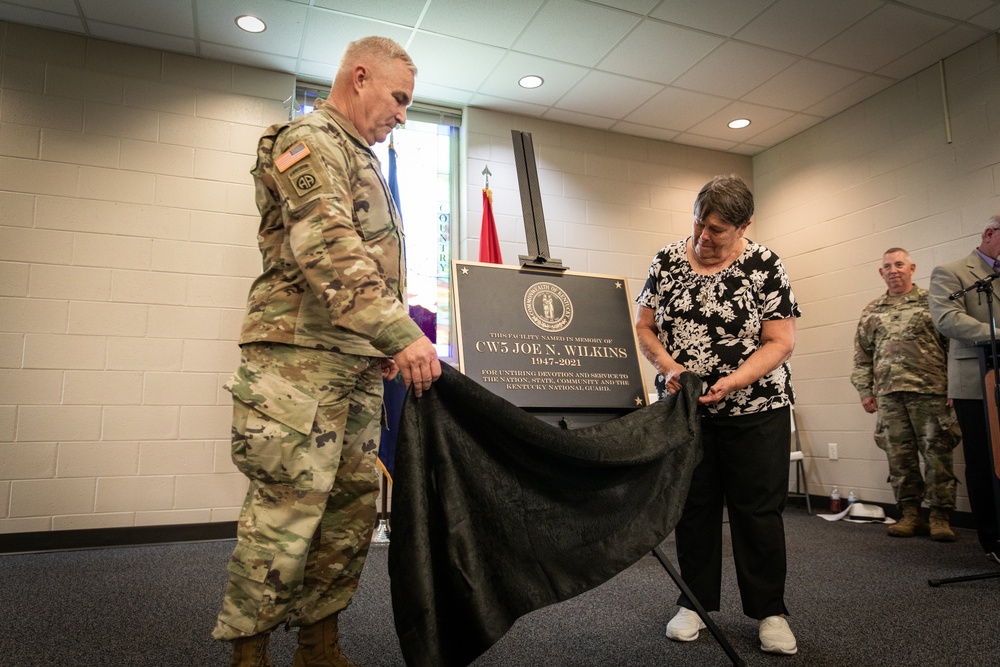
[817,502,896,524]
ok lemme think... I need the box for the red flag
[479,188,503,264]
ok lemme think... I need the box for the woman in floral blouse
[635,175,801,656]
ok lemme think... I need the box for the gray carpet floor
[4,508,999,666]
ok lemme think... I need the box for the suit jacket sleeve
[929,261,991,344]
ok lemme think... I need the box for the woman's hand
[699,375,739,404]
[661,361,687,394]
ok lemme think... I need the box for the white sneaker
[759,615,798,655]
[665,607,706,642]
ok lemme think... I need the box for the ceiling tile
[742,59,865,111]
[670,132,739,152]
[728,142,767,156]
[89,21,195,54]
[200,42,297,75]
[415,81,476,107]
[542,107,616,130]
[297,59,340,82]
[310,0,424,26]
[555,70,662,117]
[407,32,507,90]
[0,2,84,32]
[672,40,798,98]
[734,0,881,56]
[803,74,896,117]
[809,3,957,72]
[590,0,660,13]
[477,52,589,106]
[512,0,640,67]
[299,9,412,64]
[9,0,77,13]
[625,86,730,131]
[896,0,996,21]
[649,0,772,36]
[80,0,194,36]
[420,0,545,48]
[969,3,1000,28]
[469,93,549,117]
[739,112,826,148]
[686,102,794,141]
[610,120,680,143]
[597,20,723,84]
[876,24,990,80]
[197,0,306,57]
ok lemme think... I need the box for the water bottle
[847,489,857,506]
[830,487,842,514]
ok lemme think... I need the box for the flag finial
[482,165,492,189]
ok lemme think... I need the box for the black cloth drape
[387,364,703,667]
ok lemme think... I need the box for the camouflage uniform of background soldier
[214,36,440,667]
[851,247,961,541]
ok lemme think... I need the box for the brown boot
[929,508,956,542]
[229,633,273,667]
[887,505,929,537]
[294,613,359,667]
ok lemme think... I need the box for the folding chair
[788,407,811,514]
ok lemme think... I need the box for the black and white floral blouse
[636,238,801,417]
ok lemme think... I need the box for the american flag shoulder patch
[275,141,311,173]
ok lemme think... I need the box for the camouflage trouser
[874,392,961,510]
[212,342,384,641]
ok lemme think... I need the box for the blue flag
[378,142,408,484]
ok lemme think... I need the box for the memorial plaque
[453,260,648,410]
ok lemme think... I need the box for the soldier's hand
[861,396,878,413]
[380,358,399,380]
[393,336,441,398]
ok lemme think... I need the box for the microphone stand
[929,272,1000,586]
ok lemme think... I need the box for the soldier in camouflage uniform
[213,36,441,667]
[851,248,961,541]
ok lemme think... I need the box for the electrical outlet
[828,443,838,460]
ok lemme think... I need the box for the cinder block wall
[0,22,293,533]
[752,34,1000,510]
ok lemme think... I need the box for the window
[293,85,461,361]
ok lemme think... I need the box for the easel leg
[652,545,747,667]
[928,570,1000,586]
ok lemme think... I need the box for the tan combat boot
[294,613,359,667]
[887,505,929,537]
[229,633,273,667]
[929,508,956,542]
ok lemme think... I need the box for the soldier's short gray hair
[693,175,754,228]
[338,36,416,78]
[883,247,911,261]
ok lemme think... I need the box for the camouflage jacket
[239,102,423,357]
[851,285,948,398]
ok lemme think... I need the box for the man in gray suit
[929,214,1000,564]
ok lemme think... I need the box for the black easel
[510,129,743,664]
[928,273,1000,586]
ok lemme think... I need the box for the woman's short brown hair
[694,175,754,227]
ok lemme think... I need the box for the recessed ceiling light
[235,15,266,33]
[518,75,544,89]
[728,118,751,129]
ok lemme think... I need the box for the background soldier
[213,37,441,667]
[851,248,960,541]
